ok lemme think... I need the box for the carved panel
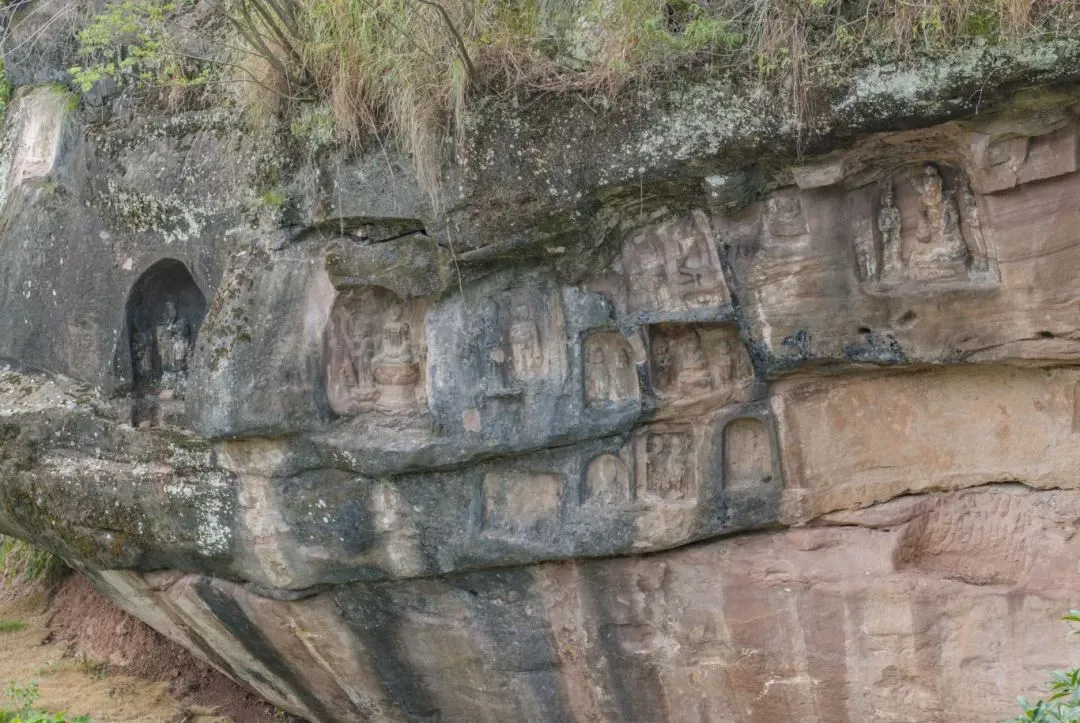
[970,126,1080,193]
[723,418,772,490]
[326,287,427,416]
[855,164,997,291]
[635,428,698,503]
[584,332,639,405]
[593,210,729,315]
[481,287,567,394]
[584,453,632,505]
[482,471,563,534]
[648,323,752,407]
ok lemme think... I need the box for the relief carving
[126,259,206,427]
[723,418,773,490]
[482,471,563,535]
[857,165,995,289]
[637,430,696,502]
[585,453,631,505]
[483,289,567,394]
[585,332,639,405]
[619,211,729,313]
[327,288,425,416]
[648,323,752,407]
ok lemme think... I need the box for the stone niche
[588,209,729,317]
[125,259,206,427]
[723,417,774,490]
[851,163,997,293]
[583,331,640,406]
[646,322,753,413]
[325,286,428,418]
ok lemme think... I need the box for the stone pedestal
[374,361,419,412]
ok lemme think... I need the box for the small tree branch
[414,0,475,81]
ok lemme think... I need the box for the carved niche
[635,427,698,503]
[584,452,632,505]
[481,471,563,535]
[584,332,639,405]
[854,164,995,290]
[648,323,752,406]
[592,210,729,315]
[326,287,427,416]
[723,418,773,490]
[482,288,567,395]
[125,259,206,427]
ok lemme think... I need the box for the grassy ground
[0,589,229,723]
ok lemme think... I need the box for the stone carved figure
[131,329,155,384]
[651,327,713,398]
[960,183,990,273]
[372,303,420,413]
[156,301,191,393]
[908,165,968,279]
[645,433,692,501]
[509,303,542,381]
[585,333,639,405]
[327,292,422,416]
[630,239,673,312]
[877,180,903,279]
[765,194,809,238]
[585,454,630,504]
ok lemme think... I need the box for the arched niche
[722,418,773,490]
[125,259,206,423]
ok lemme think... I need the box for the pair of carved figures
[586,432,693,505]
[333,300,420,414]
[585,336,637,404]
[133,301,192,395]
[856,164,990,284]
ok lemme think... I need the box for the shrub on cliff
[1010,611,1080,723]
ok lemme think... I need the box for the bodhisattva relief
[484,290,567,393]
[585,453,632,505]
[585,332,639,405]
[131,299,194,405]
[327,288,426,416]
[637,430,696,502]
[855,164,995,288]
[723,418,773,490]
[648,323,752,405]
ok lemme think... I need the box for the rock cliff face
[7,21,1080,722]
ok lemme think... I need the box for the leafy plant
[0,620,24,634]
[0,680,90,723]
[1009,611,1080,722]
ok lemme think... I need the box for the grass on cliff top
[63,0,1080,195]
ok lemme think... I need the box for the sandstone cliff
[5,2,1080,721]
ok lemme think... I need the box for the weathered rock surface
[7,25,1080,723]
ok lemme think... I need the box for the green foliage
[1009,611,1080,723]
[0,680,91,723]
[0,620,24,634]
[0,536,64,587]
[68,0,208,92]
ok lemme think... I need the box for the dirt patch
[0,574,301,722]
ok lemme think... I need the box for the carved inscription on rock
[723,418,773,490]
[326,288,426,416]
[648,323,752,406]
[584,332,639,405]
[482,471,563,535]
[855,164,996,290]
